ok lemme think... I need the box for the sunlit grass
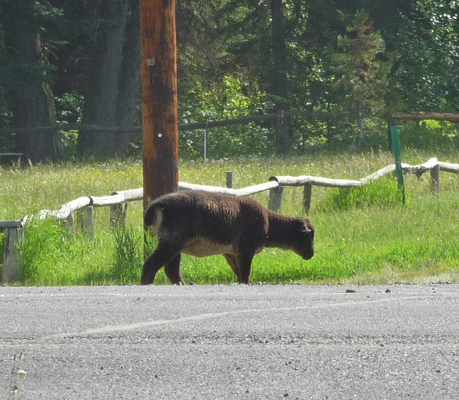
[1,148,459,286]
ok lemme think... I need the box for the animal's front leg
[236,250,255,284]
[141,241,183,285]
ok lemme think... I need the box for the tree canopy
[0,0,458,160]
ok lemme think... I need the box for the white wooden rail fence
[1,158,458,283]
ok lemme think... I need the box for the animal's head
[292,218,315,260]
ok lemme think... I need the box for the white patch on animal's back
[182,238,235,257]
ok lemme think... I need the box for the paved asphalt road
[1,284,459,400]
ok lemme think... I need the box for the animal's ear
[299,224,311,233]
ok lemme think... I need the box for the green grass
[316,177,404,211]
[1,146,459,285]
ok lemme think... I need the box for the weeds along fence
[1,157,458,283]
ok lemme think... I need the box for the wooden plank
[272,175,362,188]
[40,197,92,219]
[38,190,142,221]
[91,189,143,207]
[110,188,143,202]
[179,182,237,195]
[405,158,437,173]
[0,220,23,229]
[269,175,312,187]
[178,181,279,197]
[392,112,459,122]
[91,194,127,207]
[360,165,396,184]
[234,181,279,196]
[178,114,276,131]
[399,158,440,178]
[310,177,363,188]
[419,157,439,169]
[439,162,459,174]
[0,153,23,157]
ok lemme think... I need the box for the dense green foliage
[1,1,459,159]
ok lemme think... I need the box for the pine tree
[332,9,392,150]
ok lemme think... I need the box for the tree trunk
[78,0,129,158]
[115,0,141,154]
[355,100,363,152]
[271,0,290,156]
[7,29,65,162]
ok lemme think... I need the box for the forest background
[1,0,459,161]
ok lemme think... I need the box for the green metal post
[390,120,406,205]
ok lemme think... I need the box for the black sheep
[141,191,314,285]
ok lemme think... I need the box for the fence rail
[392,112,459,122]
[0,110,356,135]
[2,157,458,284]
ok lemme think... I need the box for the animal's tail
[144,203,159,226]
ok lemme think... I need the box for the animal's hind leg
[164,254,185,285]
[141,241,183,285]
[224,254,241,282]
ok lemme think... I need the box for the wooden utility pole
[141,0,179,213]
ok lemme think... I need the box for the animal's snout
[295,247,314,260]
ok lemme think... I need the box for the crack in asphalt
[35,294,429,342]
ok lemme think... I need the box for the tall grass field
[1,143,459,286]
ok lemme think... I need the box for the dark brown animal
[141,191,314,285]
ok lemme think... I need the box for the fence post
[204,124,209,161]
[430,164,440,195]
[390,120,406,205]
[110,203,128,229]
[77,206,94,238]
[66,213,76,235]
[226,171,233,189]
[303,183,312,215]
[1,222,24,284]
[268,186,284,212]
